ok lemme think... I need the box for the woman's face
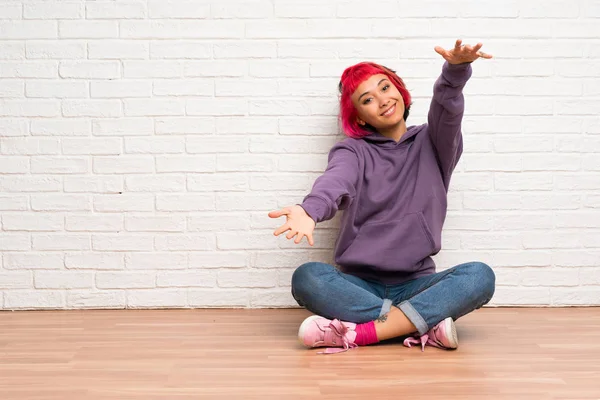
[351,73,405,131]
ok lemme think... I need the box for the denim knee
[468,262,496,303]
[291,262,331,303]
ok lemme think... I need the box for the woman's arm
[427,61,471,188]
[300,144,360,223]
[269,143,360,245]
[428,40,492,189]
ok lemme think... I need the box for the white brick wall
[0,0,599,310]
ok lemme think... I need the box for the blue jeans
[291,261,495,336]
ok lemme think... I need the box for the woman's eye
[363,98,372,105]
[382,85,390,91]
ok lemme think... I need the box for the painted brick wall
[1,0,599,309]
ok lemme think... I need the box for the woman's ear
[357,118,366,126]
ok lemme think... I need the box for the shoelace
[318,319,358,355]
[403,329,445,352]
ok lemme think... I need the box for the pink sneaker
[298,315,358,354]
[403,317,458,352]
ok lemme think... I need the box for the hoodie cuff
[443,61,473,86]
[299,196,329,224]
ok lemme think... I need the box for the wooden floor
[0,308,599,400]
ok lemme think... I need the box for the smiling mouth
[381,103,396,117]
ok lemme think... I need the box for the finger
[273,223,290,236]
[454,39,462,51]
[434,46,448,57]
[307,233,314,247]
[435,47,451,62]
[268,208,290,219]
[286,230,297,240]
[472,42,483,53]
[477,51,493,59]
[294,233,304,244]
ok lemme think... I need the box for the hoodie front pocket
[337,212,435,272]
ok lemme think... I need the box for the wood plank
[0,308,599,399]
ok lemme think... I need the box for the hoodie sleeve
[427,61,472,189]
[299,143,360,223]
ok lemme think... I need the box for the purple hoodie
[300,62,472,284]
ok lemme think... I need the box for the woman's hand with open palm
[268,205,316,246]
[435,39,492,64]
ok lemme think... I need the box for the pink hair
[338,62,412,139]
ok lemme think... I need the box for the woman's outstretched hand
[435,39,492,64]
[268,205,316,246]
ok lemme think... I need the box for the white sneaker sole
[443,317,459,349]
[298,315,322,347]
